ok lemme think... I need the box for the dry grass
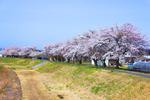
[16,70,52,100]
[15,69,80,100]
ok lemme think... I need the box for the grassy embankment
[0,57,42,69]
[0,57,150,100]
[36,62,150,100]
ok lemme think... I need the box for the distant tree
[3,47,20,57]
[2,47,39,58]
[18,47,36,58]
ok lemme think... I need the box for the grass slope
[37,62,150,100]
[0,57,42,69]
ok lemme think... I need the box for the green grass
[0,57,42,69]
[38,62,117,90]
[37,61,150,100]
[37,62,99,73]
[91,81,122,94]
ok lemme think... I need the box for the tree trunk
[67,58,70,63]
[93,59,98,66]
[102,59,106,67]
[116,58,120,68]
[79,59,82,64]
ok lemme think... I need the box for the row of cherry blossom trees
[44,23,148,67]
[2,47,43,58]
[2,23,148,68]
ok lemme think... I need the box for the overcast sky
[0,0,150,49]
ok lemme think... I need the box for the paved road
[114,69,150,78]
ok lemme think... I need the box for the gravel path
[32,61,46,69]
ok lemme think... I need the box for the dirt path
[15,70,58,100]
[15,70,80,100]
[0,67,22,100]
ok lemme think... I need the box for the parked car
[128,61,150,72]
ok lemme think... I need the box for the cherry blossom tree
[2,47,42,58]
[18,47,36,58]
[99,23,147,68]
[3,47,20,57]
[44,43,65,61]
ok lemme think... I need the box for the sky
[0,0,150,49]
